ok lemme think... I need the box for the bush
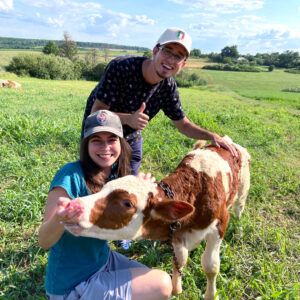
[6,54,38,76]
[268,65,275,72]
[282,87,300,93]
[6,54,82,80]
[175,71,207,87]
[284,68,300,74]
[81,62,108,81]
[43,41,59,55]
[202,64,261,72]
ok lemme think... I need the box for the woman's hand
[56,198,84,225]
[137,172,156,182]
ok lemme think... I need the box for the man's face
[152,43,187,79]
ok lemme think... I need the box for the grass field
[201,69,300,111]
[0,62,299,300]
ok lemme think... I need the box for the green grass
[0,70,299,299]
[200,69,300,111]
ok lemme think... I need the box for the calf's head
[65,175,194,240]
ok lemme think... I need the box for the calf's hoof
[204,293,219,300]
[172,286,182,295]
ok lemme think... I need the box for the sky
[0,0,300,54]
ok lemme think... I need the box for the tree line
[0,36,148,52]
[190,45,300,69]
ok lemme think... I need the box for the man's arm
[173,117,238,156]
[91,99,149,130]
[91,98,110,112]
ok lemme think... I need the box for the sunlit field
[0,62,299,299]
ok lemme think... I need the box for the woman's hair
[79,135,132,193]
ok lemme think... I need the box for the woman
[38,110,172,300]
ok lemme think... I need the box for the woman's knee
[154,270,173,299]
[131,268,172,300]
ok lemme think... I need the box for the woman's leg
[110,251,172,300]
[130,268,172,300]
[70,251,172,300]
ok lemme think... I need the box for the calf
[0,79,21,89]
[65,136,251,299]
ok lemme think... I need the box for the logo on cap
[177,31,185,40]
[97,112,107,125]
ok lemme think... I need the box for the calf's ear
[152,200,194,222]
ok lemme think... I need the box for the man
[82,27,237,175]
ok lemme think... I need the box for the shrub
[175,71,207,87]
[284,68,300,74]
[202,64,261,72]
[282,87,300,93]
[6,54,38,76]
[268,65,275,72]
[6,54,82,80]
[223,57,232,64]
[81,62,108,81]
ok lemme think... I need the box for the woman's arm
[38,187,83,250]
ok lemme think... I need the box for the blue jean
[128,137,143,176]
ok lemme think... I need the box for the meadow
[0,55,299,299]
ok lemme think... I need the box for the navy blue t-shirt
[82,56,185,137]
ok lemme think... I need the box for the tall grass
[0,70,299,299]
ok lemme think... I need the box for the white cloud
[134,15,155,25]
[47,15,65,27]
[88,10,155,40]
[190,12,300,53]
[27,0,101,10]
[0,0,13,11]
[168,0,264,14]
[14,0,155,42]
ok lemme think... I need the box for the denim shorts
[47,251,146,300]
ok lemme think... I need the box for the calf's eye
[122,199,133,208]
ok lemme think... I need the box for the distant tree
[43,41,59,55]
[278,51,299,68]
[84,48,99,66]
[221,45,239,60]
[103,48,109,62]
[207,52,222,63]
[260,52,279,66]
[59,31,78,61]
[190,49,201,57]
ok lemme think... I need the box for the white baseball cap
[157,28,192,55]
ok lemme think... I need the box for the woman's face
[88,132,121,171]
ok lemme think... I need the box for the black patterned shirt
[82,56,185,137]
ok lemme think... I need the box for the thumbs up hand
[127,102,149,130]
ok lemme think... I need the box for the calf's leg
[171,242,188,295]
[234,157,250,219]
[201,229,222,300]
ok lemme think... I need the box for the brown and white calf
[66,136,251,300]
[0,79,21,89]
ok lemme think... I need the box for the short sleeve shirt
[46,161,110,295]
[82,56,185,137]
